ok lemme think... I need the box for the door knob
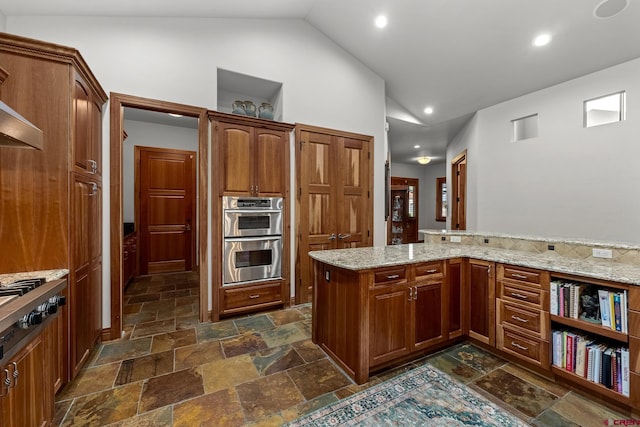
[328,233,337,240]
[338,233,351,240]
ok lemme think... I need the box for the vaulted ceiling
[2,0,639,163]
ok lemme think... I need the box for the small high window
[584,91,625,128]
[511,114,538,142]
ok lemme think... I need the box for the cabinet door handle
[338,233,351,240]
[249,294,261,299]
[255,185,259,194]
[511,342,528,351]
[3,369,11,390]
[11,362,18,387]
[426,269,437,273]
[408,287,413,301]
[386,274,400,280]
[251,185,254,194]
[511,273,528,279]
[510,292,528,300]
[511,315,529,323]
[413,286,418,301]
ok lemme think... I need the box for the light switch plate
[450,236,462,243]
[592,248,613,259]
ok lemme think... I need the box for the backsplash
[420,230,640,265]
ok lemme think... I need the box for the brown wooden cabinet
[209,112,294,320]
[0,332,50,427]
[212,114,290,197]
[447,258,464,339]
[496,264,550,369]
[45,286,69,394]
[465,259,495,346]
[388,177,419,245]
[123,232,137,288]
[0,34,107,385]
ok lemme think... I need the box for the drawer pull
[386,274,400,280]
[511,342,528,351]
[511,315,529,323]
[249,294,261,299]
[511,273,528,279]
[510,292,528,300]
[3,369,11,389]
[11,363,18,387]
[426,269,437,273]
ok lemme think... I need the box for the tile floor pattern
[54,272,630,426]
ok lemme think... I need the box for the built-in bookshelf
[549,274,631,402]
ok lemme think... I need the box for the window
[511,114,538,142]
[584,91,625,128]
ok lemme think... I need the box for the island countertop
[309,244,640,285]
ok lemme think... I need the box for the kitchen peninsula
[310,233,640,413]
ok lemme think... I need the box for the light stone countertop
[0,269,69,285]
[309,244,640,285]
[419,229,640,250]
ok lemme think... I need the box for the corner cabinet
[0,33,107,385]
[209,111,294,321]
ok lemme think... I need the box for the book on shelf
[550,281,558,316]
[598,290,612,328]
[613,293,622,332]
[621,347,630,397]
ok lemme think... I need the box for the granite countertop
[0,269,69,285]
[309,244,640,285]
[419,229,640,250]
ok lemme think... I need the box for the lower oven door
[223,236,282,285]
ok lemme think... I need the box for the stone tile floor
[54,272,629,426]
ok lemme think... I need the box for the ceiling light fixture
[375,15,388,28]
[417,156,431,165]
[414,145,420,149]
[594,0,629,18]
[533,33,551,47]
[424,107,434,115]
[168,113,183,117]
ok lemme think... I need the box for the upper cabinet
[210,112,294,197]
[72,73,103,178]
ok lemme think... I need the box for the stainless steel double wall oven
[222,196,283,285]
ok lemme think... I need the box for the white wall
[391,161,446,231]
[5,16,387,328]
[0,12,6,32]
[447,57,640,243]
[122,119,199,222]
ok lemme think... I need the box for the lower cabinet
[447,259,463,339]
[369,283,412,366]
[123,232,137,288]
[220,280,285,316]
[466,259,495,346]
[1,331,51,427]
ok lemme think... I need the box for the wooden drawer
[498,327,549,368]
[499,282,543,308]
[502,265,543,287]
[373,267,407,285]
[223,282,282,311]
[415,261,444,280]
[498,300,542,334]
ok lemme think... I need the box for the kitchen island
[310,240,640,411]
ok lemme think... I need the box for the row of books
[551,329,629,396]
[550,280,628,333]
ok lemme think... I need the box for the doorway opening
[109,93,209,341]
[451,150,467,230]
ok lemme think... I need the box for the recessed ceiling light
[424,107,434,115]
[533,33,552,47]
[414,145,420,149]
[168,113,183,117]
[594,0,629,18]
[375,15,388,29]
[417,156,431,165]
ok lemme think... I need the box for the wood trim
[295,122,374,141]
[208,110,294,132]
[0,65,8,86]
[109,93,209,340]
[450,149,467,231]
[435,176,446,222]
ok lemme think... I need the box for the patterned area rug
[287,364,528,426]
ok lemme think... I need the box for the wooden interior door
[335,137,371,249]
[137,146,196,274]
[297,130,337,304]
[451,150,467,230]
[296,125,373,304]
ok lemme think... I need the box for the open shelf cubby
[217,68,283,122]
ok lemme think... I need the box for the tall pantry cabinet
[0,34,107,381]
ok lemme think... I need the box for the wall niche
[217,68,283,122]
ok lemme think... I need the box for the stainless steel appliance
[222,196,283,285]
[0,277,67,363]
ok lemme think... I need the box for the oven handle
[224,236,282,242]
[224,209,282,214]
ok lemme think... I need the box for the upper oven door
[223,210,283,237]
